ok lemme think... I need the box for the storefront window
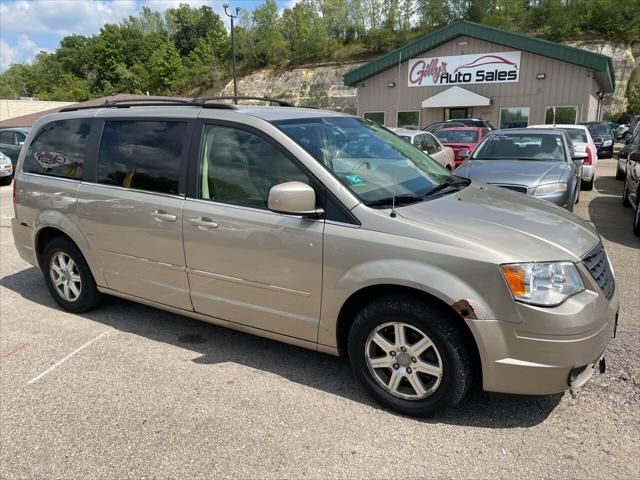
[499,107,530,128]
[545,106,578,124]
[397,111,419,129]
[364,112,385,125]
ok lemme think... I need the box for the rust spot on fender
[451,300,478,320]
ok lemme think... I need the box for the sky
[0,0,297,71]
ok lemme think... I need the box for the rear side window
[97,121,186,195]
[23,119,91,179]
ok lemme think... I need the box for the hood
[455,159,566,187]
[397,183,599,261]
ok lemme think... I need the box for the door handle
[189,217,218,229]
[151,210,177,222]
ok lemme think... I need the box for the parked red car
[434,127,488,167]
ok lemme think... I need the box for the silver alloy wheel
[49,252,82,302]
[365,322,443,400]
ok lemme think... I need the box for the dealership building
[344,21,615,130]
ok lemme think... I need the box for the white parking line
[27,330,115,385]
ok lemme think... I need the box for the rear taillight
[584,146,593,166]
[12,177,16,218]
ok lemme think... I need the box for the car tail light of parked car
[584,145,593,166]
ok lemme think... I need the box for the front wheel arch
[336,285,481,379]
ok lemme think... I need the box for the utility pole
[223,4,241,104]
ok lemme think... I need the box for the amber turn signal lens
[500,265,526,297]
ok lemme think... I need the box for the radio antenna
[390,195,397,218]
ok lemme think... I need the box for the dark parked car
[622,136,640,236]
[422,121,466,134]
[448,118,496,130]
[617,123,640,180]
[454,129,585,210]
[0,127,30,168]
[578,122,614,158]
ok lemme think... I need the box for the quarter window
[363,112,385,125]
[23,119,91,179]
[97,121,186,195]
[199,125,310,209]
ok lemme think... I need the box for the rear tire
[347,295,473,417]
[616,165,625,180]
[0,176,11,186]
[42,237,102,313]
[581,178,594,191]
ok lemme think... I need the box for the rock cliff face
[222,42,639,117]
[565,41,639,115]
[221,61,365,114]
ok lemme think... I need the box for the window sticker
[34,151,71,169]
[345,174,366,186]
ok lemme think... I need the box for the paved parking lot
[1,159,638,479]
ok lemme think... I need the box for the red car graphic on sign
[453,55,518,74]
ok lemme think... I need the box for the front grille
[494,184,528,194]
[582,244,615,300]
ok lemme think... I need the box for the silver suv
[11,98,619,416]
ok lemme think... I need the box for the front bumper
[596,145,613,158]
[470,271,619,395]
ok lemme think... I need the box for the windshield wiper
[365,193,425,207]
[423,178,471,198]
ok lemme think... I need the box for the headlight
[0,153,11,164]
[534,182,567,196]
[500,262,584,306]
[603,140,612,147]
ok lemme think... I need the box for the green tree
[282,1,328,63]
[627,82,640,113]
[252,0,289,66]
[148,41,184,94]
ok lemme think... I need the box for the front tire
[0,176,11,186]
[348,296,473,417]
[42,237,102,313]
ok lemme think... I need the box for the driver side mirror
[458,150,470,159]
[267,181,323,217]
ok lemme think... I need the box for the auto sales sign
[408,51,521,87]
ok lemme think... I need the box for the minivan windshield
[274,117,457,206]
[472,133,565,161]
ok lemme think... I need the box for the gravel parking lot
[1,159,638,480]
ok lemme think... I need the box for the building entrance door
[445,107,471,120]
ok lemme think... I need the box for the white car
[391,128,455,170]
[0,152,13,186]
[528,124,597,190]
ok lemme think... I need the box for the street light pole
[223,4,241,104]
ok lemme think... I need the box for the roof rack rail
[60,97,237,112]
[193,96,294,107]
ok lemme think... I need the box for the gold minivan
[11,98,619,416]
